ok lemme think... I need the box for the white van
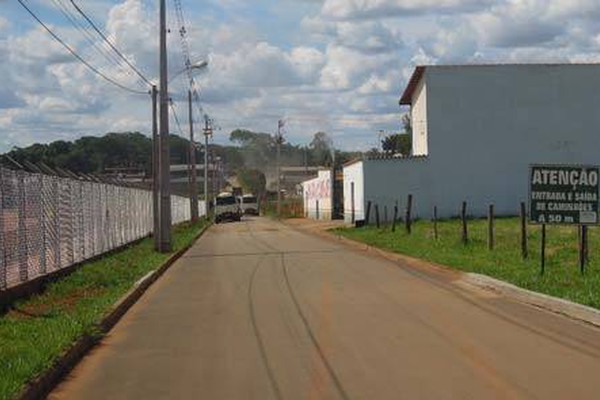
[214,192,242,223]
[239,194,259,215]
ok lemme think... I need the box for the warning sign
[529,164,599,224]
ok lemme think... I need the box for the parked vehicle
[214,192,242,223]
[239,194,259,215]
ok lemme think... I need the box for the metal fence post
[79,182,85,262]
[17,170,28,282]
[54,176,61,270]
[0,168,6,290]
[39,174,47,275]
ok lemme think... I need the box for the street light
[171,60,209,223]
[154,58,209,251]
[169,60,209,82]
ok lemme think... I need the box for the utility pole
[188,90,198,222]
[152,85,160,250]
[276,119,284,218]
[203,115,212,211]
[158,0,171,252]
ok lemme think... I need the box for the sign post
[529,164,599,274]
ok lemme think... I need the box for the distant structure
[344,64,600,223]
[266,166,323,196]
[302,170,332,220]
[170,163,222,198]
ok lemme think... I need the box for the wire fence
[0,167,201,291]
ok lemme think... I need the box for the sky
[2,0,600,153]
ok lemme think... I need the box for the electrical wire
[49,0,135,83]
[17,0,148,95]
[169,99,186,137]
[69,0,153,86]
[170,0,212,130]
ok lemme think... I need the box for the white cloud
[5,0,600,153]
[321,0,494,20]
[0,16,9,32]
[335,21,402,54]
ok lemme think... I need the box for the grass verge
[334,218,600,310]
[0,219,208,400]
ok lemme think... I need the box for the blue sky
[3,0,600,153]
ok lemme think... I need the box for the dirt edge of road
[285,219,600,330]
[18,223,212,400]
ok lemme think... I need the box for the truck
[239,194,259,215]
[214,192,242,223]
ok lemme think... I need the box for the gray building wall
[356,64,600,221]
[362,158,432,222]
[424,64,600,218]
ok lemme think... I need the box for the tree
[237,168,266,197]
[229,129,276,169]
[365,147,381,158]
[402,113,412,136]
[309,131,333,166]
[381,134,412,156]
[380,113,413,156]
[6,132,153,174]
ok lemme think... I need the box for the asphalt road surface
[51,217,600,399]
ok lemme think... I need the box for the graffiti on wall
[304,178,331,201]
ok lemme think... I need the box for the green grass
[0,219,208,400]
[334,218,600,310]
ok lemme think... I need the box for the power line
[49,0,136,83]
[69,0,153,86]
[169,99,185,137]
[17,0,148,95]
[170,0,209,129]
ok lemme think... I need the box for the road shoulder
[284,218,600,330]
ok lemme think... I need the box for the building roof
[399,66,426,106]
[342,157,363,168]
[281,166,322,173]
[399,63,600,106]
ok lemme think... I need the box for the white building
[302,170,332,220]
[344,64,600,223]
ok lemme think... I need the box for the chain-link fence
[0,167,202,291]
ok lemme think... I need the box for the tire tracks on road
[246,221,350,400]
[281,253,351,400]
[247,256,284,400]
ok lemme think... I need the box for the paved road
[51,217,600,399]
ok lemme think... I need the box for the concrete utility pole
[203,115,212,210]
[188,90,198,222]
[158,0,172,252]
[152,85,160,250]
[276,119,284,218]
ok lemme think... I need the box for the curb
[286,221,461,279]
[290,221,600,331]
[462,273,600,328]
[18,222,212,400]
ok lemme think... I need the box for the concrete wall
[343,162,364,223]
[343,158,433,224]
[362,158,432,222]
[302,170,332,220]
[409,64,600,218]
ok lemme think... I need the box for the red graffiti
[304,178,331,201]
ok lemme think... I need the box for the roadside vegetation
[262,199,304,219]
[334,218,600,310]
[0,219,208,400]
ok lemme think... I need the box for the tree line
[3,123,412,195]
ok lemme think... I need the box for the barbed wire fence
[0,166,202,291]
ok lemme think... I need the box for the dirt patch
[6,287,106,320]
